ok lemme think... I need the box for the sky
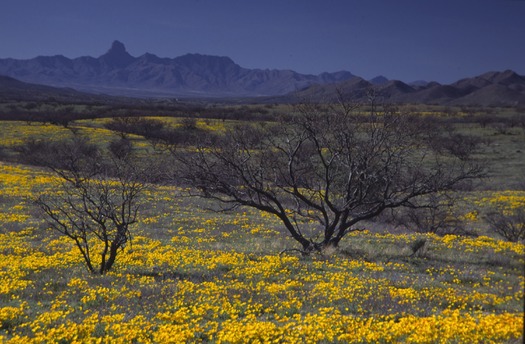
[1,0,524,84]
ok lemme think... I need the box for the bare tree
[28,137,146,274]
[484,207,525,243]
[179,101,483,254]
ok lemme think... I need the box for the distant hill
[369,75,389,85]
[1,41,523,106]
[0,40,355,98]
[290,70,525,106]
[0,75,114,102]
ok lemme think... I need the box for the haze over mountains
[0,40,524,106]
[0,41,353,98]
[294,69,525,106]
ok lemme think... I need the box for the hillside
[0,75,98,102]
[290,70,525,106]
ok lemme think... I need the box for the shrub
[484,207,525,243]
[25,137,147,274]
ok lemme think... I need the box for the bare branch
[178,101,484,253]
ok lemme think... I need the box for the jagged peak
[107,40,127,55]
[99,40,135,67]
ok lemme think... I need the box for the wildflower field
[0,118,524,343]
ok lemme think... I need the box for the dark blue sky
[1,0,524,83]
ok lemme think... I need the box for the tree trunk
[299,238,341,256]
[101,242,119,274]
[325,237,341,248]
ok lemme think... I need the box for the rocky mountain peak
[107,40,127,54]
[99,40,135,68]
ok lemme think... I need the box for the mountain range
[0,40,524,106]
[292,69,525,106]
[0,40,354,98]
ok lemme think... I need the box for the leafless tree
[484,207,525,243]
[29,137,146,274]
[179,100,483,254]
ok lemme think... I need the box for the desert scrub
[0,162,523,343]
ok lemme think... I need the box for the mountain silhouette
[291,70,525,106]
[0,41,523,105]
[0,41,354,97]
[98,40,135,68]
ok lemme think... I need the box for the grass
[0,109,524,343]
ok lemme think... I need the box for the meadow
[0,109,524,343]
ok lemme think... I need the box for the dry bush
[484,207,525,243]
